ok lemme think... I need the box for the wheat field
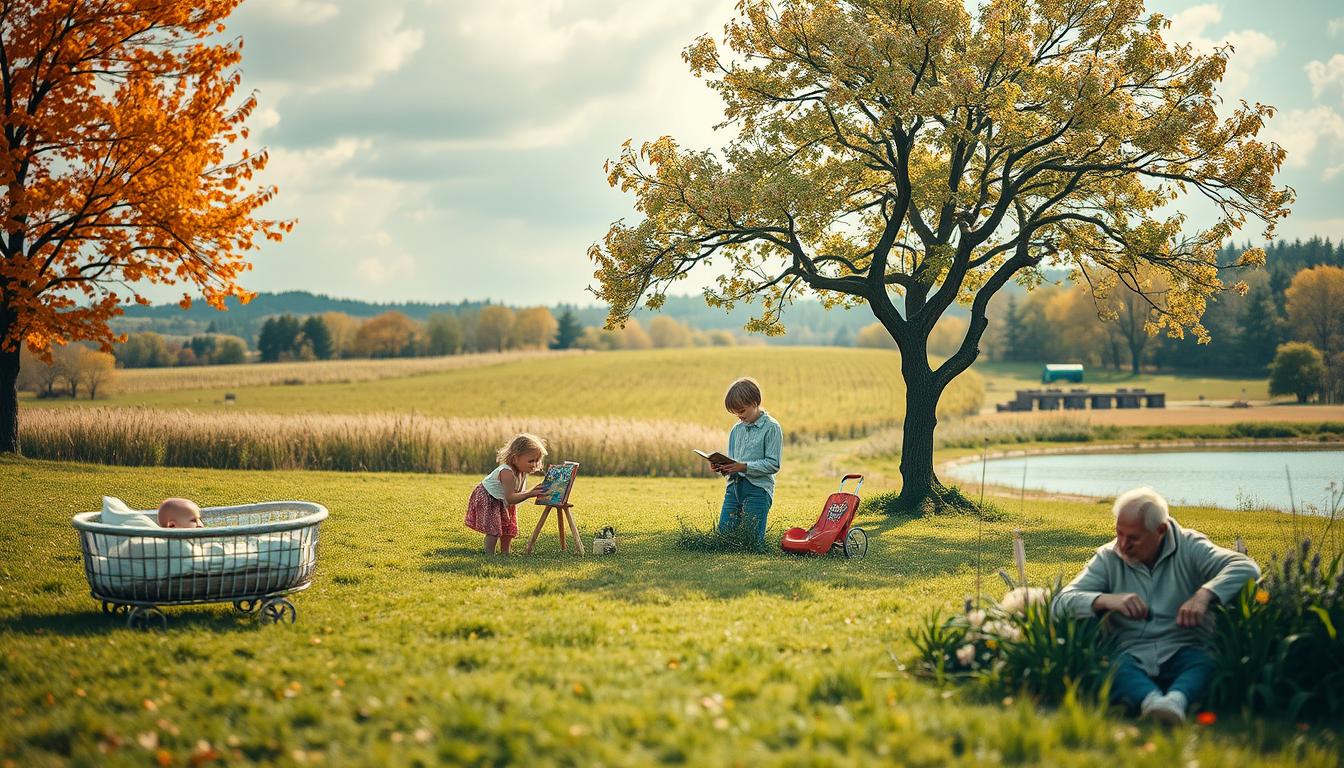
[104,349,566,393]
[20,408,724,476]
[20,348,985,475]
[36,347,985,441]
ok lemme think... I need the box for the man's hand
[1094,592,1149,619]
[1177,588,1216,627]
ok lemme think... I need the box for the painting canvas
[534,461,580,506]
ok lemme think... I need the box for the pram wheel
[233,598,259,614]
[843,528,868,559]
[127,606,167,631]
[260,597,297,625]
[101,601,129,616]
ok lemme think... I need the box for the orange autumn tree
[0,0,290,453]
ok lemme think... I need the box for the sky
[185,0,1344,306]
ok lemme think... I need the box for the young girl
[465,433,550,554]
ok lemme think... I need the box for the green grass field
[975,362,1270,403]
[1,458,1338,766]
[23,348,985,441]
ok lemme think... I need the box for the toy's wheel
[127,606,166,631]
[260,598,296,625]
[233,599,259,613]
[843,528,868,559]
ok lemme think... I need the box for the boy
[714,377,783,544]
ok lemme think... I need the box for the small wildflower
[1196,711,1216,726]
[955,644,976,666]
[1254,588,1270,605]
[966,610,986,628]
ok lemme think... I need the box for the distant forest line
[111,237,1344,375]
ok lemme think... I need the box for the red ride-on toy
[780,474,868,558]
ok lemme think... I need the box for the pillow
[101,496,156,527]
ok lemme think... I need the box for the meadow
[24,348,986,440]
[85,350,567,394]
[1,458,1339,767]
[18,348,988,476]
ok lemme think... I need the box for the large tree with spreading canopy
[590,0,1291,509]
[0,0,288,453]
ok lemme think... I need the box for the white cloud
[357,251,416,285]
[1260,106,1344,173]
[229,5,424,94]
[1330,18,1344,37]
[1164,4,1278,106]
[255,0,340,25]
[1307,54,1344,103]
[457,1,695,67]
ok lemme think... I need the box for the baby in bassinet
[157,498,203,529]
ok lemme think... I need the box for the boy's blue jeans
[1110,646,1215,711]
[718,475,772,543]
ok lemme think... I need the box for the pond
[945,449,1344,513]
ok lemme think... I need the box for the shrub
[1206,540,1344,721]
[911,586,1118,703]
[1268,342,1325,403]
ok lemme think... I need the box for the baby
[157,498,204,528]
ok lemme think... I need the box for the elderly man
[1054,486,1260,724]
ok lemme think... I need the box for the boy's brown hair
[723,377,762,411]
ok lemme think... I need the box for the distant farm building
[1041,363,1084,384]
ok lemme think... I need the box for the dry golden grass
[109,350,568,393]
[20,408,722,476]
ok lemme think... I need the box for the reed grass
[20,408,722,477]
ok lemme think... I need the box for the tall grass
[106,350,567,394]
[20,408,722,476]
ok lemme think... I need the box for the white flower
[998,587,1048,616]
[966,609,986,628]
[956,644,976,666]
[983,620,1022,643]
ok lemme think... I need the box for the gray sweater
[1053,518,1261,675]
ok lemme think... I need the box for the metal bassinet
[72,501,328,629]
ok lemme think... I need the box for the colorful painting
[534,461,580,506]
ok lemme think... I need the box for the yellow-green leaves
[591,0,1292,348]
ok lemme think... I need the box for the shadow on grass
[421,519,1113,605]
[0,604,257,636]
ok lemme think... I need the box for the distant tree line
[16,345,116,399]
[974,238,1344,388]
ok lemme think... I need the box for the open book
[693,449,733,466]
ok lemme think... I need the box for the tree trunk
[897,365,943,508]
[0,345,18,454]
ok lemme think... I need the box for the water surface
[946,449,1343,512]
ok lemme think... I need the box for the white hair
[1113,486,1169,531]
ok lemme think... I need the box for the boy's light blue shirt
[726,409,783,498]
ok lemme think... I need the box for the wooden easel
[527,503,584,555]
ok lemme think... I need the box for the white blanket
[89,533,313,585]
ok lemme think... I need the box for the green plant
[1207,540,1344,720]
[911,587,1117,704]
[987,589,1118,703]
[675,513,778,554]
